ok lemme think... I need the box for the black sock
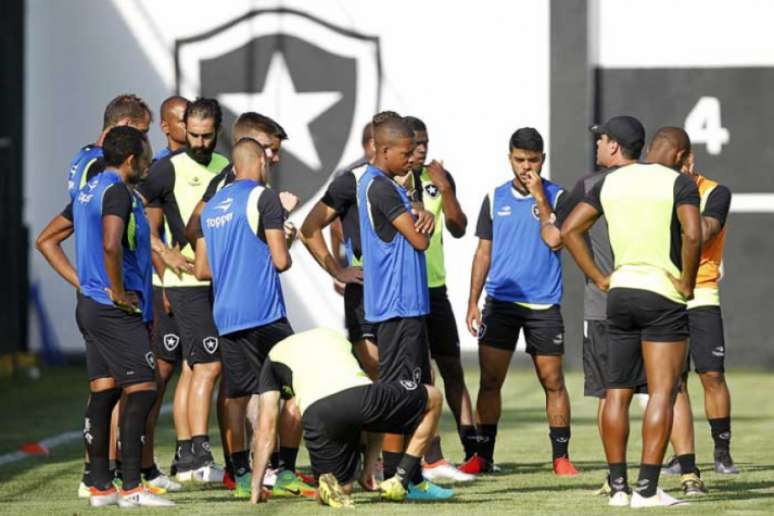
[82,461,93,487]
[635,464,661,498]
[119,390,157,491]
[608,463,628,493]
[270,451,280,469]
[191,435,213,463]
[279,447,299,472]
[224,452,234,476]
[84,388,121,490]
[677,453,697,475]
[709,417,731,452]
[476,424,498,462]
[459,425,478,460]
[113,459,122,480]
[177,439,193,465]
[549,426,571,460]
[382,450,403,479]
[395,454,422,489]
[141,464,161,481]
[424,436,443,464]
[230,450,250,477]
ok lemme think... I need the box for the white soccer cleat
[608,490,631,507]
[262,468,278,487]
[118,487,175,508]
[422,460,476,483]
[630,488,687,508]
[78,481,91,499]
[193,463,225,483]
[144,473,183,493]
[89,486,119,507]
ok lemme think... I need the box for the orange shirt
[695,175,726,290]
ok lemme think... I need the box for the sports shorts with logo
[150,286,182,364]
[302,381,428,484]
[688,305,726,373]
[606,287,689,389]
[77,293,155,386]
[427,286,461,358]
[344,283,376,342]
[479,297,565,355]
[583,319,647,397]
[220,318,294,398]
[165,286,220,366]
[375,316,432,385]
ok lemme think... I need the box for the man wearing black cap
[561,125,701,508]
[550,116,646,497]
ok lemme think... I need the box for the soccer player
[193,137,309,498]
[250,328,448,507]
[400,116,476,481]
[154,96,189,161]
[550,115,646,493]
[73,126,173,507]
[138,98,230,483]
[661,142,735,490]
[465,128,577,476]
[561,126,701,508]
[299,122,379,380]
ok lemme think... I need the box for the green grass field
[1,366,773,515]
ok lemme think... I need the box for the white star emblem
[218,52,342,171]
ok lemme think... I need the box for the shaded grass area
[0,367,772,514]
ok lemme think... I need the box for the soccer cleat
[594,476,611,496]
[296,470,317,486]
[223,470,236,490]
[406,480,454,501]
[553,457,578,476]
[78,481,92,499]
[318,473,355,508]
[422,460,475,483]
[681,471,708,496]
[457,454,500,475]
[714,449,739,474]
[379,476,407,502]
[192,462,225,484]
[233,472,252,498]
[144,473,182,494]
[630,488,687,508]
[608,490,631,507]
[263,468,278,487]
[662,455,682,475]
[271,469,317,498]
[117,486,175,507]
[89,486,119,507]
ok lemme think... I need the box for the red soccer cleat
[296,471,317,486]
[458,455,486,475]
[223,471,236,490]
[553,457,578,476]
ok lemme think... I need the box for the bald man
[561,126,701,508]
[154,96,189,161]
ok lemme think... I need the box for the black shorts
[150,287,182,364]
[220,319,294,398]
[376,316,431,385]
[583,320,647,398]
[688,306,725,373]
[606,288,689,389]
[165,286,220,366]
[479,297,565,355]
[344,283,376,342]
[427,286,461,358]
[302,382,428,484]
[77,294,155,386]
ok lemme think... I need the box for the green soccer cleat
[233,472,252,498]
[379,476,407,502]
[271,469,317,498]
[318,473,354,508]
[407,480,454,501]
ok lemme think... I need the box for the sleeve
[257,358,281,394]
[201,171,225,203]
[554,178,585,226]
[368,177,408,223]
[258,188,286,230]
[137,158,174,208]
[702,185,732,227]
[320,171,356,215]
[101,184,133,224]
[674,174,701,207]
[446,170,457,195]
[61,202,74,222]
[583,175,606,213]
[410,170,423,203]
[475,195,493,240]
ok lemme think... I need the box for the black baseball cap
[589,115,645,150]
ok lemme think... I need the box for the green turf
[1,366,773,514]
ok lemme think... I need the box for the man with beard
[138,98,230,483]
[154,96,189,162]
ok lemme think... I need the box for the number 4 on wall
[684,97,730,155]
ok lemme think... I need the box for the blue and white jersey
[67,144,103,201]
[202,179,286,335]
[357,165,429,322]
[478,179,564,305]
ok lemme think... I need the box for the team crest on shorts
[163,333,180,352]
[145,351,156,369]
[175,8,381,204]
[400,379,418,391]
[203,336,219,354]
[477,322,487,340]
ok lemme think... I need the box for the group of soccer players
[34,92,735,509]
